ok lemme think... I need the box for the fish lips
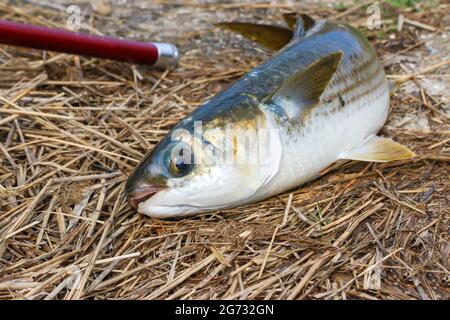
[127,186,165,209]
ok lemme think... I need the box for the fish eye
[165,142,194,178]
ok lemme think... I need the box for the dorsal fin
[215,22,292,51]
[282,13,315,34]
[292,16,307,38]
[264,51,343,120]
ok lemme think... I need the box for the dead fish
[125,14,415,218]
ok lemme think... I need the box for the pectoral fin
[215,22,293,51]
[338,136,415,162]
[264,51,343,120]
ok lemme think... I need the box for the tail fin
[215,13,315,52]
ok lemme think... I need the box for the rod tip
[153,43,179,69]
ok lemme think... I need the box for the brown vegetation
[0,0,448,299]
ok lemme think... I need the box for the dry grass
[0,0,449,300]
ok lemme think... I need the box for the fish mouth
[127,186,165,209]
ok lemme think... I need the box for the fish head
[126,105,281,218]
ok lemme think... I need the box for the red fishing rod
[0,20,178,69]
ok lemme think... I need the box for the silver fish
[125,14,414,218]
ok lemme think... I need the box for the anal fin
[338,136,415,162]
[388,80,400,96]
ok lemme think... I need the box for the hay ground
[0,0,449,300]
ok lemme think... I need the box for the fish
[125,13,415,218]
